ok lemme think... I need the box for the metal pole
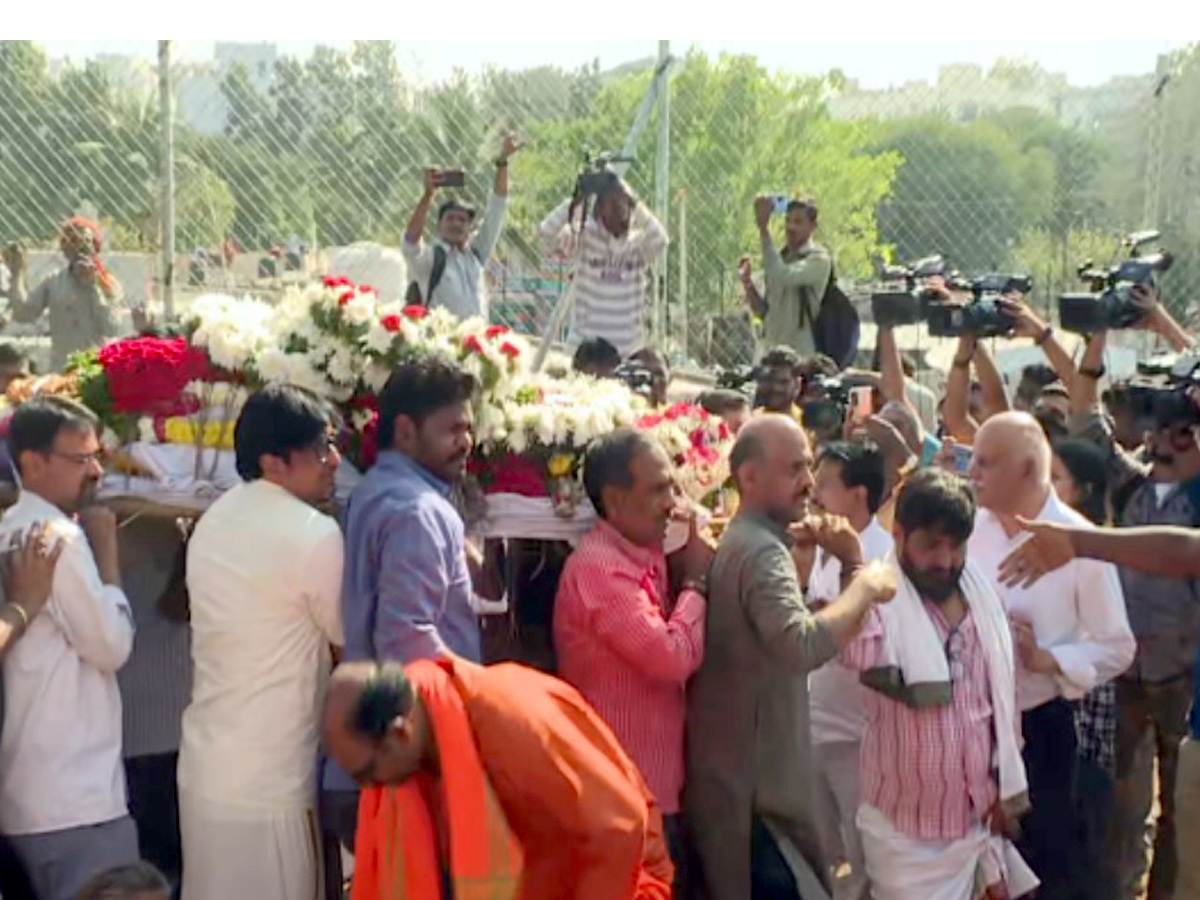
[158,41,176,321]
[654,40,670,347]
[678,188,688,359]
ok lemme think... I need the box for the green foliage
[65,348,137,441]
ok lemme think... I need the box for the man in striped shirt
[554,429,711,890]
[539,173,668,356]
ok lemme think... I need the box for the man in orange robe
[322,657,674,900]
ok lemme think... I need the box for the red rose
[717,421,733,440]
[499,341,521,359]
[381,315,403,333]
[464,335,484,355]
[338,290,355,307]
[322,275,352,288]
[403,305,429,320]
[359,285,376,295]
[485,324,510,339]
[99,336,219,415]
[637,414,664,429]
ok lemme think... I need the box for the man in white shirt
[968,412,1135,900]
[539,172,668,356]
[178,385,345,900]
[805,440,893,900]
[402,133,521,320]
[0,397,138,900]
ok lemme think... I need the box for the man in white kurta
[178,385,345,900]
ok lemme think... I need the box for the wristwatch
[493,157,509,169]
[1034,325,1054,346]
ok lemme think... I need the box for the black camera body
[801,374,850,438]
[1058,232,1174,335]
[924,273,1030,339]
[1111,353,1200,429]
[575,151,635,199]
[870,255,949,328]
[613,361,654,398]
[715,365,758,393]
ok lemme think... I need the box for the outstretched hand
[996,516,1076,588]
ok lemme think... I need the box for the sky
[34,40,1191,91]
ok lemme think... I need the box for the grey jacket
[1072,409,1200,682]
[685,512,838,900]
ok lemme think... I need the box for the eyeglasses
[50,450,103,467]
[311,435,340,466]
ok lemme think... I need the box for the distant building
[177,42,278,135]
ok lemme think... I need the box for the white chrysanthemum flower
[364,362,392,393]
[341,293,376,327]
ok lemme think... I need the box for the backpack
[405,244,448,305]
[802,259,859,370]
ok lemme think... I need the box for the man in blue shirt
[320,354,479,899]
[342,354,480,665]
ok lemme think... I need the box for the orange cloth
[353,657,673,900]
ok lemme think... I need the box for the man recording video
[538,169,668,357]
[402,133,521,320]
[1050,289,1198,900]
[739,197,831,357]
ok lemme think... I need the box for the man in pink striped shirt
[555,429,712,889]
[842,469,1034,900]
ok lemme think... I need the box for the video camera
[1109,351,1200,429]
[801,373,852,439]
[575,151,636,199]
[1058,231,1174,335]
[715,364,758,394]
[870,255,949,328]
[925,273,1032,339]
[613,360,655,399]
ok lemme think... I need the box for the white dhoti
[857,805,1038,900]
[180,789,323,900]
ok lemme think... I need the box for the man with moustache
[686,413,897,900]
[0,398,138,900]
[842,468,1036,900]
[967,412,1134,900]
[178,385,346,900]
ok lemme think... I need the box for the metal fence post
[158,40,176,321]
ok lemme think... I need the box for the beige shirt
[759,237,831,356]
[10,267,124,370]
[179,480,344,811]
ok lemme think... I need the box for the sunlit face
[785,206,816,248]
[757,366,799,414]
[743,425,815,525]
[603,442,677,549]
[814,458,861,521]
[272,427,341,506]
[20,424,104,513]
[397,402,474,484]
[896,526,967,604]
[438,209,474,247]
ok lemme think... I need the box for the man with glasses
[178,385,346,900]
[0,397,138,900]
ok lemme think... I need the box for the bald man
[685,414,896,900]
[322,657,674,900]
[967,412,1134,900]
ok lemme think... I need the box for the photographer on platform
[1052,287,1197,900]
[403,133,521,320]
[739,197,831,356]
[539,170,668,357]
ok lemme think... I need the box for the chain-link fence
[2,40,1199,374]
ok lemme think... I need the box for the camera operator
[1057,286,1198,900]
[628,347,671,409]
[572,337,622,379]
[402,133,521,320]
[539,171,668,358]
[739,197,831,357]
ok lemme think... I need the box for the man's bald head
[731,413,814,525]
[322,661,427,787]
[970,411,1052,515]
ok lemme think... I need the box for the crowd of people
[0,152,1196,900]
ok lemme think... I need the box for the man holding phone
[402,133,521,320]
[739,196,831,356]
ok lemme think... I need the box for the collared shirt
[0,491,134,834]
[1070,407,1200,682]
[539,199,668,357]
[10,266,124,370]
[402,193,508,320]
[808,517,894,745]
[179,480,344,811]
[759,238,831,356]
[969,490,1135,712]
[554,520,705,814]
[341,450,479,666]
[842,602,998,842]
